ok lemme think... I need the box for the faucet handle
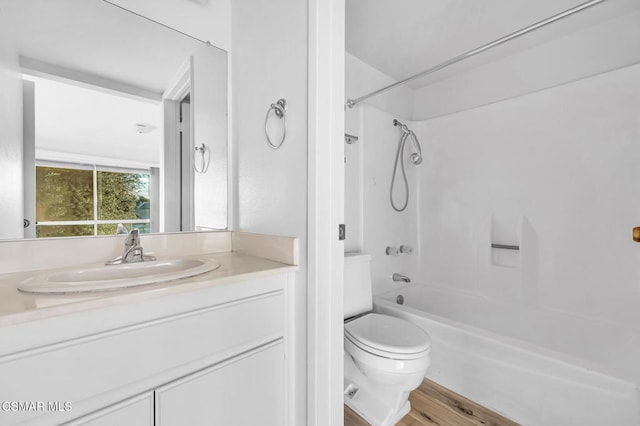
[399,245,413,255]
[125,228,140,246]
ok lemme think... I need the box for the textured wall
[231,1,308,424]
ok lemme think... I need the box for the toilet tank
[344,253,373,319]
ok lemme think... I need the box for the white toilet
[343,253,431,426]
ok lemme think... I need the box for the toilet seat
[345,313,431,360]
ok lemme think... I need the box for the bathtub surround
[416,63,640,330]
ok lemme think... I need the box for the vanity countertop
[0,251,297,327]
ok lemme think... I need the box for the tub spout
[392,273,410,283]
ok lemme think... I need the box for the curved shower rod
[345,0,607,109]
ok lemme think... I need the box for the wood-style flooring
[344,378,520,426]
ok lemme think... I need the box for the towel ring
[265,98,287,149]
[193,143,210,174]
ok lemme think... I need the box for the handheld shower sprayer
[390,119,423,212]
[408,135,422,165]
[393,119,422,165]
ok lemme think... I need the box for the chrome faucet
[392,273,411,283]
[106,229,156,265]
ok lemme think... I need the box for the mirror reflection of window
[35,164,152,238]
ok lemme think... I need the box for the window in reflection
[35,164,152,238]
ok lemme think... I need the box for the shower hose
[390,132,411,212]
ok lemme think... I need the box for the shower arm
[345,0,606,108]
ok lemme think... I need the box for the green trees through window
[35,165,151,238]
[97,171,150,235]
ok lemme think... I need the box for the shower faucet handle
[399,245,413,255]
[385,246,399,256]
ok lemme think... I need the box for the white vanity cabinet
[0,272,294,426]
[68,341,286,426]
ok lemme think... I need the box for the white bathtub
[374,284,640,425]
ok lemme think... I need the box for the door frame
[307,0,345,424]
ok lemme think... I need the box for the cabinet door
[156,341,285,426]
[65,392,153,426]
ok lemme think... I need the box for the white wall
[231,1,308,424]
[416,62,640,328]
[0,21,24,239]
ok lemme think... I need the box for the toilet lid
[345,313,431,356]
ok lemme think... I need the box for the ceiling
[1,0,214,96]
[31,76,162,167]
[346,0,640,90]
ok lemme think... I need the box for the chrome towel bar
[491,243,520,251]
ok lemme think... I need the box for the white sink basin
[18,258,220,294]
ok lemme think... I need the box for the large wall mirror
[0,0,228,240]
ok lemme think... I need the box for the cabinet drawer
[0,290,284,425]
[64,393,153,426]
[155,341,285,426]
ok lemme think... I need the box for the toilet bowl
[344,313,431,425]
[346,313,430,384]
[343,253,431,425]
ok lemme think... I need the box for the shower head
[394,119,422,165]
